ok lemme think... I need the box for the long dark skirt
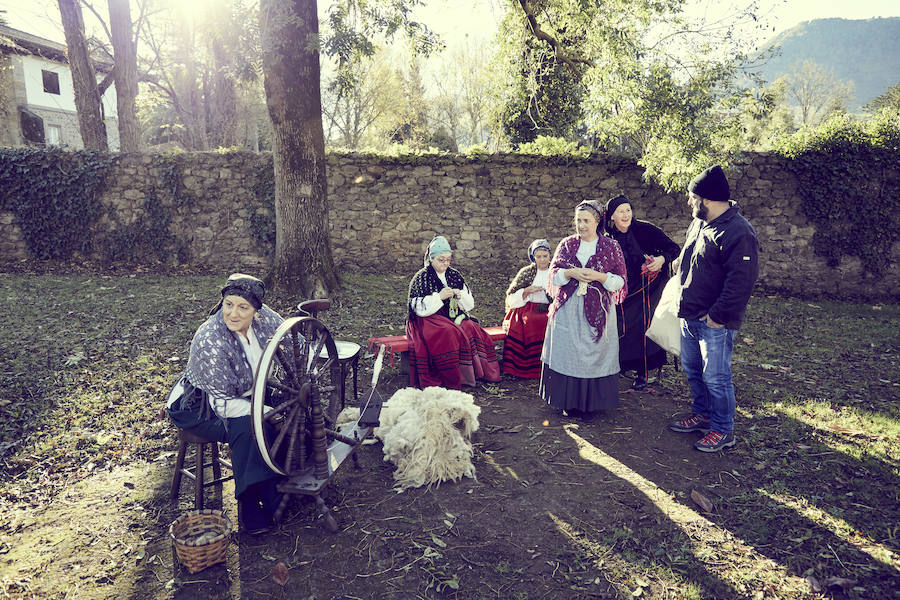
[502,303,549,379]
[407,315,500,389]
[187,415,279,499]
[539,364,620,413]
[617,272,669,376]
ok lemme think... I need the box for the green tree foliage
[492,0,770,190]
[739,76,795,151]
[775,112,900,277]
[491,3,587,146]
[866,81,900,114]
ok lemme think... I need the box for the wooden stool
[170,429,233,510]
[297,299,362,412]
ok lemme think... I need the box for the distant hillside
[752,17,900,109]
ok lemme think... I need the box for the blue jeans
[680,319,737,434]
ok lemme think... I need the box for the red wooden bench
[369,325,507,368]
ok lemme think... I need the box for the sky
[2,0,898,59]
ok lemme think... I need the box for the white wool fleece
[375,386,481,490]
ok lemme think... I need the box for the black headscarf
[604,195,646,292]
[211,273,265,315]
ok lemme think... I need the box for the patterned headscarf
[575,200,606,236]
[528,239,551,263]
[424,236,453,266]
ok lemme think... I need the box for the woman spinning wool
[406,236,501,389]
[502,239,552,378]
[166,274,287,534]
[541,201,627,420]
[604,195,680,390]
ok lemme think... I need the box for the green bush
[517,135,591,158]
[775,112,900,276]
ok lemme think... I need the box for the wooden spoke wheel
[251,316,341,477]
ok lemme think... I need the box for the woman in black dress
[604,195,680,390]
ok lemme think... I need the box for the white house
[0,24,119,150]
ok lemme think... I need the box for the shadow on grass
[588,373,900,599]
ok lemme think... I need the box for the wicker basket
[169,509,232,573]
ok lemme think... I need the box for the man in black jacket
[669,165,759,452]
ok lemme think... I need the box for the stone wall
[1,151,897,300]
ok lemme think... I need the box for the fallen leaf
[824,576,856,591]
[272,562,289,587]
[631,586,643,597]
[742,337,754,345]
[807,303,821,309]
[691,489,713,513]
[806,576,822,593]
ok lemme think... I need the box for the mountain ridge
[752,17,900,109]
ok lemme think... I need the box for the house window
[46,125,62,146]
[42,70,60,95]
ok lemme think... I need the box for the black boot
[238,490,271,535]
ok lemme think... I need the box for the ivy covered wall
[1,149,897,301]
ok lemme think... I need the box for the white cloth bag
[646,276,682,357]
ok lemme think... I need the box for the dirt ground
[3,366,810,600]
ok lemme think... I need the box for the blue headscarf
[424,235,452,266]
[528,239,551,262]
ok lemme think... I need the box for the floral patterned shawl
[547,234,628,342]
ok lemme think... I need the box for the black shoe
[257,479,284,519]
[239,497,272,535]
[580,411,596,422]
[630,377,648,391]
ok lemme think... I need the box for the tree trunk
[208,0,239,148]
[259,0,338,298]
[108,0,140,151]
[58,0,108,151]
[210,37,239,148]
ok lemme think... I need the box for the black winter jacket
[677,205,759,329]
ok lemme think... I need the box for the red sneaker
[694,431,736,453]
[669,413,711,433]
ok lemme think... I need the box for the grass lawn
[0,268,898,599]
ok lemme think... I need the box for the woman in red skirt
[502,239,552,378]
[406,236,502,389]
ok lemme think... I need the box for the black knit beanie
[688,165,730,202]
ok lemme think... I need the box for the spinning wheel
[250,315,378,530]
[251,316,340,476]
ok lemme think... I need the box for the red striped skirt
[407,315,501,389]
[502,303,549,378]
